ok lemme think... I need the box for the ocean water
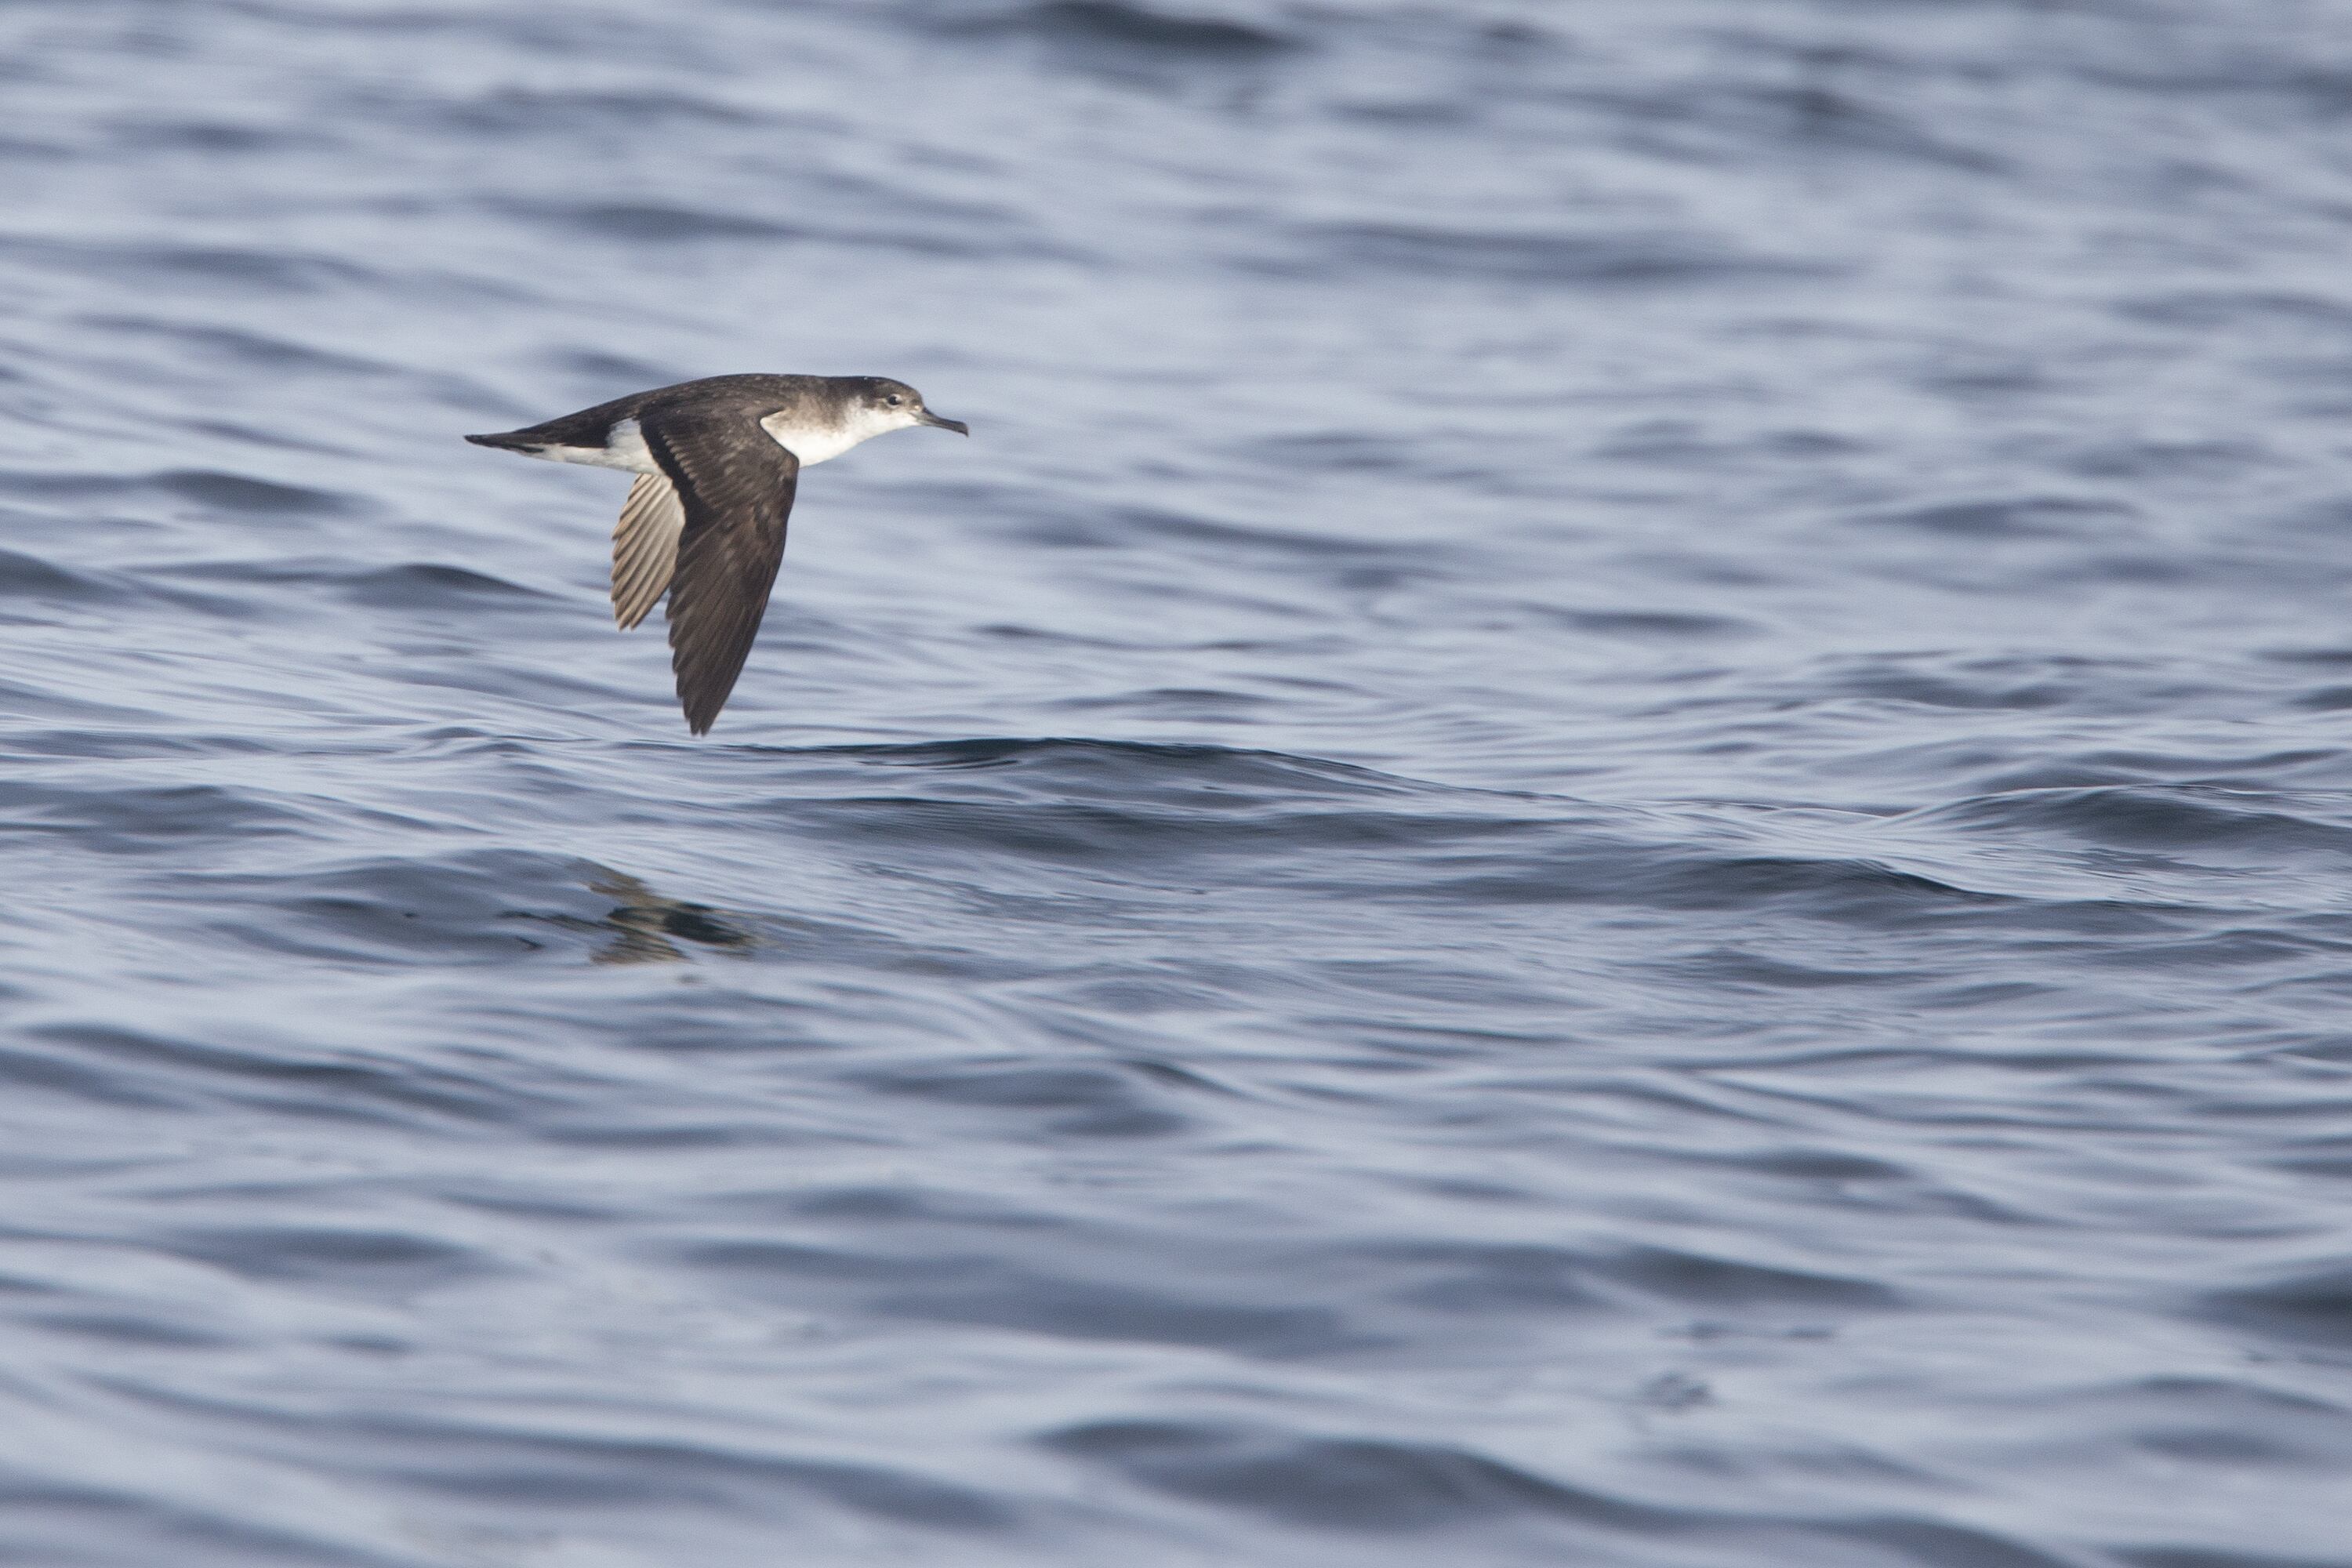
[3,1,2352,1563]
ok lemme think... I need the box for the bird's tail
[464,430,542,452]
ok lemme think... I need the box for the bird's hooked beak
[917,410,970,436]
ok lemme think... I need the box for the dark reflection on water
[518,870,761,966]
[4,0,2352,1563]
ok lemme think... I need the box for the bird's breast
[759,411,870,467]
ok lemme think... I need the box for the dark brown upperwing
[637,403,800,735]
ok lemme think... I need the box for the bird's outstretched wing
[637,404,800,735]
[611,473,685,631]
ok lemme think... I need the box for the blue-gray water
[4,2,2351,1563]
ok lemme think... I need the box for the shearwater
[466,373,968,735]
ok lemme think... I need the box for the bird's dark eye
[884,394,904,407]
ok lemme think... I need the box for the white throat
[761,403,916,466]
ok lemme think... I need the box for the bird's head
[851,377,968,437]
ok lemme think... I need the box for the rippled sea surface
[7,2,2352,1563]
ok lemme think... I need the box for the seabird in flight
[466,373,967,735]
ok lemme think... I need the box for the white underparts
[528,417,661,474]
[761,402,922,466]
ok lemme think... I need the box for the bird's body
[466,373,966,735]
